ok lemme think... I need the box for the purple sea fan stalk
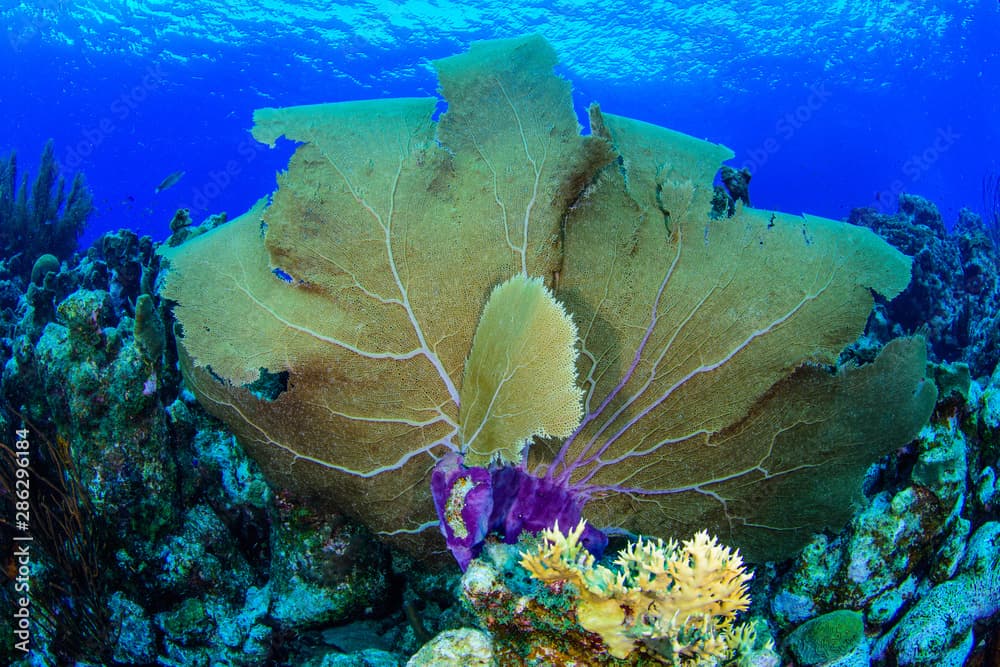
[431,451,608,570]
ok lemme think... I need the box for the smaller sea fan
[459,274,583,466]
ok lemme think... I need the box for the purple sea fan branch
[571,269,837,488]
[575,430,713,488]
[546,224,686,485]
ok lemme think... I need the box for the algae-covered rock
[108,593,157,664]
[773,484,948,627]
[56,288,114,351]
[406,628,493,667]
[269,505,391,630]
[158,504,253,596]
[30,307,177,536]
[134,292,165,366]
[786,610,867,666]
[159,597,211,644]
[156,590,273,666]
[911,419,969,508]
[930,361,972,401]
[880,521,1000,666]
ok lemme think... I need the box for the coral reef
[764,360,1000,665]
[0,227,180,662]
[0,228,422,665]
[849,194,1000,378]
[981,170,1000,248]
[874,521,1000,665]
[458,530,778,666]
[1,36,999,667]
[431,358,1000,665]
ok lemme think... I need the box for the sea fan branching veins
[161,35,935,565]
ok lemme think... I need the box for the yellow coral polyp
[519,520,595,583]
[520,521,754,664]
[658,531,752,623]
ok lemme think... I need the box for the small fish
[155,170,186,193]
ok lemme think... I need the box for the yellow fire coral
[520,521,755,664]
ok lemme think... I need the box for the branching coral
[520,520,757,664]
[0,139,93,281]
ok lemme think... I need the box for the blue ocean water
[2,0,998,249]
